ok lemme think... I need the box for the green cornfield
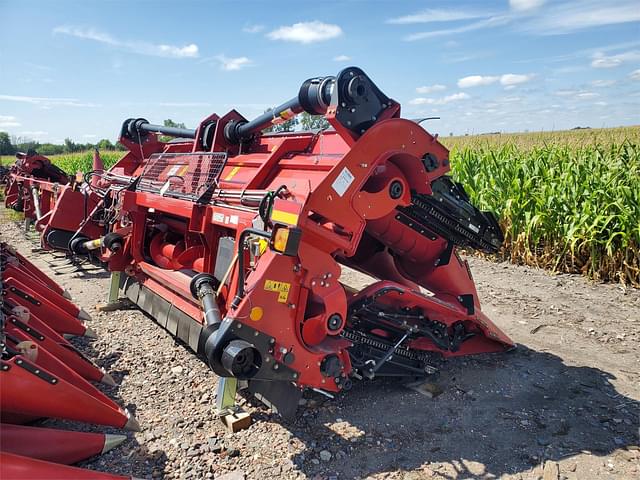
[1,151,122,172]
[444,127,640,287]
[46,151,122,173]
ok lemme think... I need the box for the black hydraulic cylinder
[123,118,197,142]
[224,76,335,144]
[201,288,222,327]
[234,97,304,141]
[138,122,196,139]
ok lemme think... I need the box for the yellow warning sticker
[264,280,291,303]
[271,209,299,226]
[224,166,241,181]
[279,108,295,120]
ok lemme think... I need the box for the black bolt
[327,314,343,332]
[389,181,404,199]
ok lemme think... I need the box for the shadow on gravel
[27,250,111,279]
[286,345,639,478]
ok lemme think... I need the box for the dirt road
[2,207,638,479]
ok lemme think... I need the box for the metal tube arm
[120,118,197,142]
[224,76,335,144]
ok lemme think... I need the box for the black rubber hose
[231,228,271,308]
[190,273,222,327]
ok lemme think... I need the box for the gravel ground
[2,206,639,480]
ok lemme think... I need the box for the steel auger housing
[3,66,513,418]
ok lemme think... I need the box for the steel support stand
[215,377,251,432]
[96,271,132,311]
[108,271,121,303]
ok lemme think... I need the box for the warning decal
[331,167,355,197]
[166,164,188,177]
[264,280,291,303]
[224,166,241,181]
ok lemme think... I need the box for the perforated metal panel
[137,152,227,200]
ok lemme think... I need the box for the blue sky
[0,0,639,143]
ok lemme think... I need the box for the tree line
[262,111,330,133]
[0,131,126,156]
[0,114,330,156]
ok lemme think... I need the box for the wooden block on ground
[543,461,559,480]
[95,299,135,312]
[405,380,444,398]
[221,410,252,433]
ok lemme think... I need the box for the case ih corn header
[2,66,513,474]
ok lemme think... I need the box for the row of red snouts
[1,241,141,479]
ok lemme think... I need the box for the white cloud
[409,92,470,105]
[156,44,198,58]
[0,115,20,128]
[242,24,264,34]
[416,84,446,94]
[441,92,470,103]
[500,73,534,85]
[23,62,53,71]
[554,89,578,96]
[590,79,617,87]
[457,73,534,88]
[402,2,640,42]
[333,55,351,62]
[21,131,48,136]
[388,9,491,24]
[500,96,522,103]
[404,15,511,40]
[630,69,640,81]
[0,94,99,107]
[83,134,97,138]
[53,26,198,58]
[267,21,342,44]
[576,92,599,99]
[594,101,608,106]
[523,1,640,34]
[215,55,252,71]
[458,75,499,88]
[591,50,640,68]
[554,90,600,99]
[445,52,491,64]
[509,0,545,11]
[159,102,212,107]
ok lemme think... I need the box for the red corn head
[2,277,94,337]
[2,262,91,320]
[5,332,117,406]
[0,452,139,480]
[0,356,140,431]
[4,311,113,385]
[0,242,70,298]
[0,424,126,464]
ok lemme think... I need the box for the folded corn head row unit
[0,243,144,477]
[3,67,513,422]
